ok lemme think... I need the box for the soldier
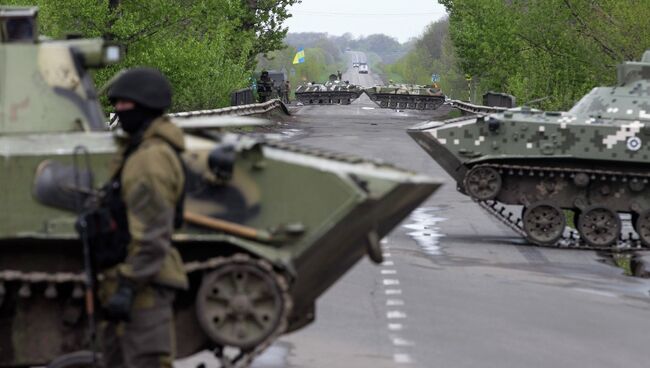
[257,70,272,103]
[283,80,291,103]
[100,67,188,368]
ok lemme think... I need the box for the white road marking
[383,279,400,286]
[388,323,403,331]
[382,260,395,266]
[386,299,404,306]
[394,353,413,364]
[391,337,414,346]
[385,289,402,295]
[387,310,407,319]
[381,269,397,275]
[384,253,392,257]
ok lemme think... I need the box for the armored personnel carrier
[0,7,441,367]
[409,51,650,249]
[294,74,364,105]
[365,83,445,110]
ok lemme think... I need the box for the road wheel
[523,203,565,246]
[47,351,98,368]
[634,209,650,247]
[196,254,290,350]
[578,206,621,248]
[464,166,502,200]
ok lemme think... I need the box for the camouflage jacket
[114,116,189,290]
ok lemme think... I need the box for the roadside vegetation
[378,18,468,100]
[257,35,347,93]
[256,32,412,92]
[6,0,298,111]
[437,0,650,109]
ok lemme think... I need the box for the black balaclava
[117,104,162,135]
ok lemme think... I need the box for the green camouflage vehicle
[294,74,364,105]
[365,83,445,110]
[0,7,441,367]
[409,51,650,249]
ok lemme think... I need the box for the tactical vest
[79,139,185,270]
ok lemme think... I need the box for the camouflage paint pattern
[365,83,445,110]
[294,79,364,105]
[408,51,650,245]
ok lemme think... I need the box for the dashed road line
[391,337,414,347]
[385,289,402,295]
[386,299,404,306]
[387,310,407,319]
[394,353,413,364]
[383,279,400,286]
[381,239,414,365]
[388,323,403,331]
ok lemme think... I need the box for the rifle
[73,145,99,367]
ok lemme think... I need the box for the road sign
[431,74,440,82]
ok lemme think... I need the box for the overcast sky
[285,0,449,43]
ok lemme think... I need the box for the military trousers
[100,286,176,368]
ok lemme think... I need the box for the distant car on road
[353,62,360,68]
[359,64,369,74]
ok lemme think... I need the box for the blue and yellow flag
[292,47,305,64]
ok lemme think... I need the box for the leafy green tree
[381,18,467,99]
[241,0,302,60]
[6,0,296,111]
[439,0,650,109]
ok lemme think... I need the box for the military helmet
[107,67,172,110]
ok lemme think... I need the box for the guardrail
[109,99,289,129]
[168,99,290,119]
[230,88,255,106]
[447,99,508,115]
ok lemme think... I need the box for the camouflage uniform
[99,116,188,368]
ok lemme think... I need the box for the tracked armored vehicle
[365,83,445,110]
[0,8,441,367]
[409,51,650,249]
[294,74,364,105]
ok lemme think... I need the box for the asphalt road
[177,53,650,368]
[344,51,380,87]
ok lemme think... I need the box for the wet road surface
[177,55,650,368]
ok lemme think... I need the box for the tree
[5,0,301,110]
[438,0,650,109]
[241,0,302,60]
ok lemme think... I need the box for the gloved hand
[105,280,135,322]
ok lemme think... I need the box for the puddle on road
[402,207,447,256]
[262,128,304,141]
[250,342,292,367]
